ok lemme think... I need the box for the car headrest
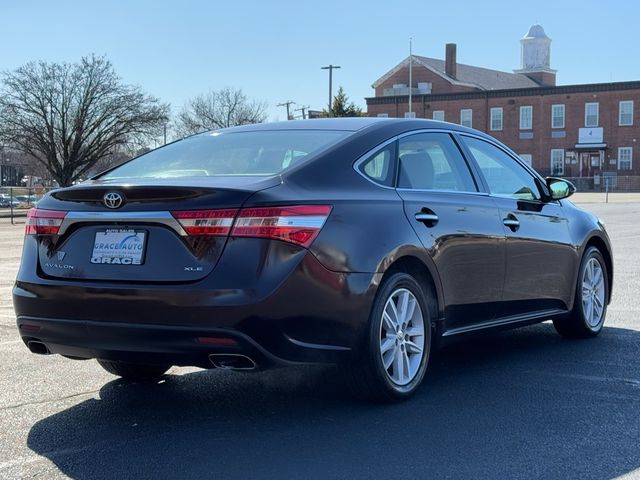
[399,152,434,189]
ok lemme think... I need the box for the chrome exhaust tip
[27,341,50,355]
[209,354,256,371]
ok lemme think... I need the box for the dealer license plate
[91,229,146,265]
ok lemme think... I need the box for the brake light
[25,208,68,235]
[231,205,332,248]
[172,209,238,236]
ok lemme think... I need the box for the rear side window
[462,136,541,201]
[397,132,477,192]
[101,130,350,179]
[357,143,396,187]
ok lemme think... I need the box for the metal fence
[0,186,57,224]
[563,175,640,193]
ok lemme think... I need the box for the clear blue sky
[2,0,639,123]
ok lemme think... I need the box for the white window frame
[460,109,472,128]
[519,154,533,167]
[551,104,565,129]
[585,102,599,127]
[619,100,633,126]
[490,107,503,131]
[519,106,533,130]
[376,113,389,118]
[432,110,445,121]
[550,149,564,176]
[618,147,633,170]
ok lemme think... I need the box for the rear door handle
[415,212,439,227]
[503,214,520,231]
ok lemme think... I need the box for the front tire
[346,272,432,402]
[553,246,608,338]
[97,359,170,381]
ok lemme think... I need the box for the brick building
[366,25,640,189]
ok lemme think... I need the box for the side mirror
[546,177,576,200]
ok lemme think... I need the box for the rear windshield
[101,130,350,179]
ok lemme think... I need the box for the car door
[395,131,506,331]
[459,134,577,318]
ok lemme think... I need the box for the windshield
[101,130,349,179]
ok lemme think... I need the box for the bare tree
[0,55,169,186]
[175,87,267,137]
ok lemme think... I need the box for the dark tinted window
[102,130,349,179]
[462,136,541,201]
[397,132,477,191]
[358,143,395,187]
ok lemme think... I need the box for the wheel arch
[378,254,443,333]
[583,235,613,304]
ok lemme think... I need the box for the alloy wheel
[581,257,606,327]
[379,288,425,386]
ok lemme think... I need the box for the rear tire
[346,272,432,402]
[97,359,170,381]
[553,246,608,339]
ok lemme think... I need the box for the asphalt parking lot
[1,200,639,479]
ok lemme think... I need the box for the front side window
[619,101,633,126]
[101,130,349,179]
[519,154,533,167]
[551,104,565,129]
[618,147,632,170]
[550,149,565,176]
[432,110,445,121]
[460,109,473,128]
[490,108,503,131]
[398,132,477,192]
[585,102,599,127]
[463,136,540,201]
[519,106,533,130]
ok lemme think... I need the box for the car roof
[201,117,472,134]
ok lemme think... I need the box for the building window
[404,112,416,118]
[460,109,472,128]
[433,110,444,121]
[490,107,503,131]
[519,154,533,167]
[619,101,633,126]
[551,149,564,176]
[519,106,533,130]
[585,102,599,127]
[618,147,632,170]
[376,113,389,118]
[551,104,565,129]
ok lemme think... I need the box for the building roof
[372,55,540,91]
[523,24,550,40]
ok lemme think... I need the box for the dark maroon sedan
[13,118,612,401]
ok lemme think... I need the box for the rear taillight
[25,208,68,235]
[231,205,332,248]
[171,205,332,248]
[172,209,238,236]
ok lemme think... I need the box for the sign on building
[578,127,604,144]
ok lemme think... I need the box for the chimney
[445,43,457,79]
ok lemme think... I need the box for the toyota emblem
[103,192,124,209]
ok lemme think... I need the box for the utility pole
[321,64,341,115]
[294,105,310,120]
[277,101,296,120]
[408,37,413,115]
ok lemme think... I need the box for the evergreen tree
[323,87,363,117]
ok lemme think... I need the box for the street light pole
[321,64,341,115]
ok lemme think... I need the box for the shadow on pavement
[27,324,640,479]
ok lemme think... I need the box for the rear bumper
[16,316,304,368]
[13,247,378,367]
